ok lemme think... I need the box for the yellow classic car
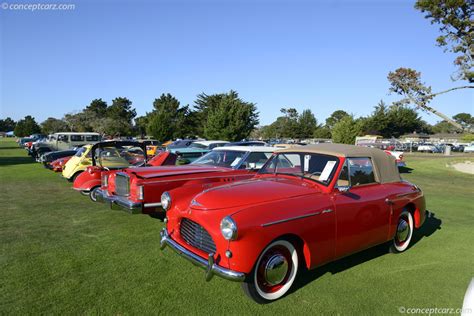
[62,145,130,181]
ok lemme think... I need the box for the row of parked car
[18,134,427,303]
[416,142,474,153]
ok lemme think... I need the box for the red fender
[149,151,178,166]
[73,166,102,191]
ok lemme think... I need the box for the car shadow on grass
[147,211,166,221]
[399,166,414,174]
[289,211,442,296]
[0,156,35,166]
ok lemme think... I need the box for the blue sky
[1,0,472,126]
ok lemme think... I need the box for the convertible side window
[347,157,376,186]
[244,152,273,169]
[337,162,350,187]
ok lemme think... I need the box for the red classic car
[51,156,72,172]
[160,144,426,303]
[73,141,178,201]
[97,146,275,214]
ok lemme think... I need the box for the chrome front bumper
[160,228,246,282]
[96,188,143,214]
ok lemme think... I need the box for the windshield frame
[91,141,148,167]
[258,152,341,186]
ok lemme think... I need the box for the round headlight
[220,216,238,240]
[161,191,171,211]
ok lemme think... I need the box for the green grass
[1,138,473,314]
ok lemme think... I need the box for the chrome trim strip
[396,189,420,198]
[96,189,142,214]
[261,211,322,227]
[160,229,245,282]
[322,209,333,214]
[144,202,162,208]
[141,173,251,185]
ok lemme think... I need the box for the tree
[331,115,363,144]
[325,110,349,129]
[0,117,16,132]
[313,126,332,139]
[415,0,473,82]
[63,112,90,132]
[193,93,226,136]
[387,67,472,131]
[84,98,108,117]
[360,100,430,138]
[134,116,149,138]
[105,97,136,136]
[453,112,474,130]
[40,117,69,134]
[14,115,41,137]
[147,93,191,141]
[387,0,474,131]
[297,109,318,139]
[203,91,259,141]
[279,108,300,139]
[431,120,460,134]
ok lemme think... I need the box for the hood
[127,164,229,179]
[191,177,319,210]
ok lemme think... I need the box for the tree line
[253,103,473,144]
[5,90,259,141]
[4,97,473,143]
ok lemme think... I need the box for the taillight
[137,185,144,200]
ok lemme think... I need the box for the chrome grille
[180,218,216,254]
[114,173,130,196]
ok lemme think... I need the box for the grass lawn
[1,138,473,314]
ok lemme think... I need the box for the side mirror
[337,185,351,193]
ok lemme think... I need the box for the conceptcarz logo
[1,2,76,11]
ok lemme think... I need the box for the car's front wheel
[241,239,298,304]
[390,210,414,253]
[89,186,100,202]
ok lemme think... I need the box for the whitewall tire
[391,210,414,253]
[242,239,299,303]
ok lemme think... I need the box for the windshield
[96,145,146,168]
[259,152,340,186]
[192,150,272,169]
[190,142,207,149]
[74,147,88,157]
[192,150,246,168]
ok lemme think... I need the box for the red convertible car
[160,144,426,303]
[73,141,177,201]
[97,146,275,214]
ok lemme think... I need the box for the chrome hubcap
[264,254,288,286]
[396,219,409,242]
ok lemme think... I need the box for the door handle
[385,198,394,205]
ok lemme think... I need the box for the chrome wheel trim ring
[254,240,298,301]
[264,254,289,286]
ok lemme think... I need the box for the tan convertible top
[275,143,401,183]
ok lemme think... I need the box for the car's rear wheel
[70,171,83,183]
[241,239,298,303]
[390,210,414,253]
[89,186,100,202]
